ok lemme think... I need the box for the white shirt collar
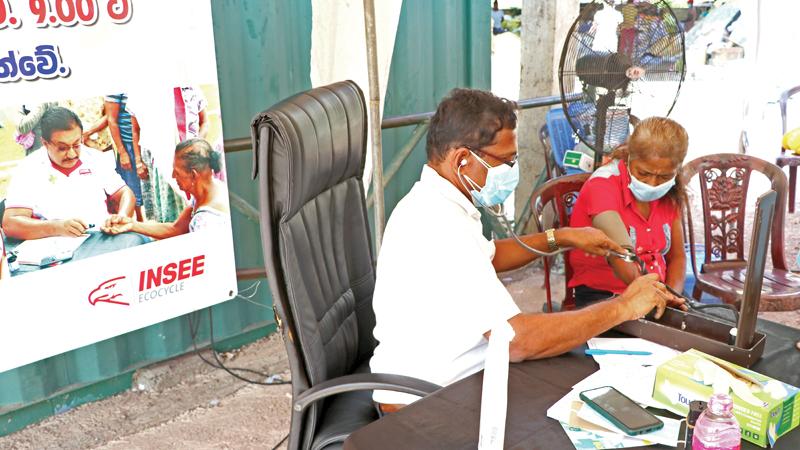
[420,164,481,220]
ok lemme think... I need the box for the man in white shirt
[369,89,682,412]
[2,106,135,240]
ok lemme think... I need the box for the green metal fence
[0,0,491,437]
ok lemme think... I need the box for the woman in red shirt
[569,117,689,308]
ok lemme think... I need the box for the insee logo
[88,276,131,306]
[137,255,205,303]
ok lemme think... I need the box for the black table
[345,319,800,450]
[6,230,151,275]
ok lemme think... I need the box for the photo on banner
[0,0,238,373]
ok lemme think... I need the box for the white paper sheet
[478,321,515,450]
[13,235,90,266]
[557,421,654,449]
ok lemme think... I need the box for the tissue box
[652,349,799,447]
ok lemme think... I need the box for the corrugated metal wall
[381,0,490,216]
[0,0,489,436]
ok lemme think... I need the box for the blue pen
[585,349,653,356]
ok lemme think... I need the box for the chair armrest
[293,373,441,412]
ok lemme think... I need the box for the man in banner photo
[2,106,136,240]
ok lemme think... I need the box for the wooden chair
[682,153,800,311]
[530,173,590,312]
[776,85,800,213]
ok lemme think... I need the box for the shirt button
[646,228,651,232]
[650,266,655,270]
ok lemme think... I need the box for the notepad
[13,235,90,266]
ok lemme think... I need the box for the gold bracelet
[545,228,558,252]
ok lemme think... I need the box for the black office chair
[251,81,440,450]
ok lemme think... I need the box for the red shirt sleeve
[581,176,624,218]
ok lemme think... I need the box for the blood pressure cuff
[592,210,633,250]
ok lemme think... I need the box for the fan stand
[593,92,615,170]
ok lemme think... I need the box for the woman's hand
[102,215,133,235]
[555,227,626,257]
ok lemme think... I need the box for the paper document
[557,421,653,449]
[13,235,89,266]
[587,338,679,369]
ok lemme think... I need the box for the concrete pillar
[515,0,579,230]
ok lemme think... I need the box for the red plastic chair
[682,153,800,311]
[530,173,590,312]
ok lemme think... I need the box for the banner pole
[363,0,385,254]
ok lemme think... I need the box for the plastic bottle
[691,393,741,450]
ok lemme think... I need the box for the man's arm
[105,100,131,171]
[109,186,136,218]
[2,208,87,239]
[505,273,674,362]
[664,215,686,293]
[102,207,193,239]
[492,227,626,272]
[82,115,108,143]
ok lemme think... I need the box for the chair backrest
[530,173,590,312]
[252,81,376,448]
[780,85,800,134]
[681,153,789,275]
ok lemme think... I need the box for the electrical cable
[185,280,290,385]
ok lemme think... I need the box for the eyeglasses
[467,146,518,168]
[46,141,81,153]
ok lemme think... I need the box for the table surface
[6,230,151,276]
[345,319,800,450]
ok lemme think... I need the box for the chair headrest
[252,80,367,218]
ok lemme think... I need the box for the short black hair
[426,88,517,163]
[175,138,222,174]
[40,106,82,142]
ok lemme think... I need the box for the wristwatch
[545,228,559,252]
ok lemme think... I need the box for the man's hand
[118,152,132,171]
[101,215,133,235]
[54,218,88,237]
[556,227,626,257]
[618,273,681,321]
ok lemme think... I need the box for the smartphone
[579,386,664,436]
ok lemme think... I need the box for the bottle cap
[688,400,707,425]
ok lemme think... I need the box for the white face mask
[462,150,520,207]
[627,160,676,202]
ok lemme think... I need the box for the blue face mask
[463,150,520,207]
[628,169,675,202]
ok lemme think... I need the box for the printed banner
[0,0,238,372]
